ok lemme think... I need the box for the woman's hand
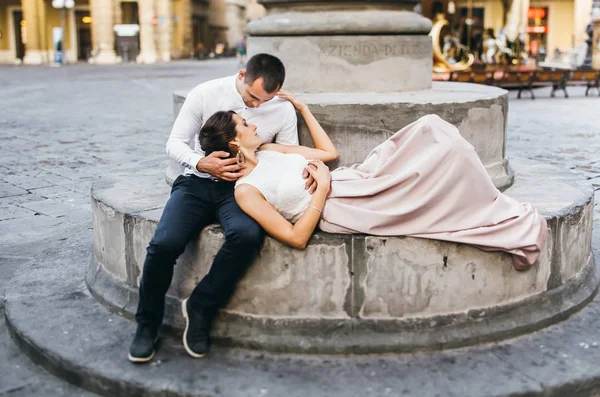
[277,90,308,112]
[305,160,331,193]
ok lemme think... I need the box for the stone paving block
[57,181,93,195]
[0,182,27,199]
[35,171,76,186]
[0,214,64,235]
[0,174,53,190]
[20,199,85,218]
[59,208,92,225]
[0,224,90,258]
[0,193,47,206]
[0,205,35,221]
[0,232,27,248]
[27,186,77,199]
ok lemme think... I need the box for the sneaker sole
[127,350,155,363]
[182,298,206,359]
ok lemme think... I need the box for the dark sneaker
[182,298,212,358]
[128,324,158,363]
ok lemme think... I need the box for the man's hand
[196,151,244,182]
[302,161,318,194]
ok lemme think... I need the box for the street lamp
[583,0,600,68]
[51,0,75,65]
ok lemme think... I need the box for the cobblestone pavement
[0,59,598,394]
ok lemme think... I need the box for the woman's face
[231,113,261,150]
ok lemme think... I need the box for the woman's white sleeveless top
[235,150,312,223]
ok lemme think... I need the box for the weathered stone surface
[204,228,353,318]
[0,182,28,198]
[248,35,433,93]
[91,199,127,282]
[356,235,551,319]
[558,203,594,283]
[89,158,596,353]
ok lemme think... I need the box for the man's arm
[166,86,204,172]
[274,102,299,145]
[166,86,242,180]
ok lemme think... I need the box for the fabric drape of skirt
[318,114,547,270]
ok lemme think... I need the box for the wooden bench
[498,70,536,99]
[567,69,600,96]
[448,70,473,83]
[446,67,599,99]
[534,69,570,98]
[448,70,493,85]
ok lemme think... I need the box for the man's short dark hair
[244,53,286,93]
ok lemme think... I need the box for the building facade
[0,0,264,64]
[423,0,596,63]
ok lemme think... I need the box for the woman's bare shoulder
[258,143,288,153]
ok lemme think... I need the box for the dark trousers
[135,174,265,329]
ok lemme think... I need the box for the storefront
[527,7,549,61]
[422,0,590,64]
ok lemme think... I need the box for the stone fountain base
[87,156,596,354]
[6,226,600,397]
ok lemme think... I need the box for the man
[129,54,298,363]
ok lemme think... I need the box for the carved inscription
[323,43,429,58]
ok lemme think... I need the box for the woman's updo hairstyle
[199,110,238,156]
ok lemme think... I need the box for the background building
[0,0,265,64]
[422,0,596,64]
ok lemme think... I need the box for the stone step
[4,227,600,397]
[87,157,597,354]
[0,306,100,397]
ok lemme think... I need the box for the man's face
[238,71,278,108]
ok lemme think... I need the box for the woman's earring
[236,149,246,167]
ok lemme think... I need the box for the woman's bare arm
[235,184,327,249]
[262,91,339,163]
[234,160,331,249]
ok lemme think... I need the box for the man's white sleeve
[274,102,299,145]
[166,86,204,171]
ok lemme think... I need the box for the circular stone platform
[88,158,596,354]
[7,227,600,397]
[169,82,514,191]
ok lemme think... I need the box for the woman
[199,92,547,270]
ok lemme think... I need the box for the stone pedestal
[247,11,433,93]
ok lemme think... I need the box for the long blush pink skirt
[319,114,547,270]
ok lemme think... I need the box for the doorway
[192,17,209,58]
[75,10,92,60]
[12,10,25,60]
